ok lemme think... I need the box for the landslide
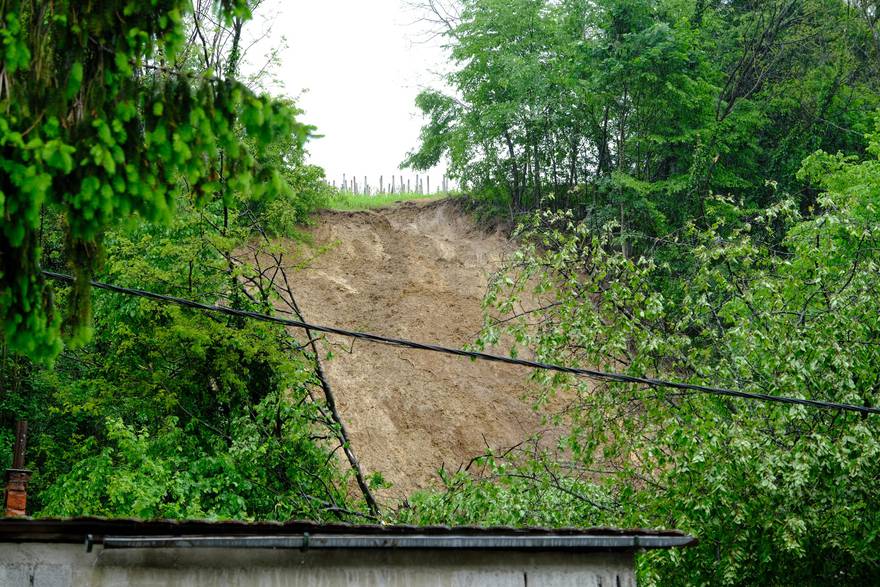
[280,198,548,501]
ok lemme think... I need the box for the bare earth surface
[280,199,545,502]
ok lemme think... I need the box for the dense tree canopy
[402,118,880,584]
[0,0,306,361]
[401,1,880,583]
[406,0,880,243]
[1,1,367,523]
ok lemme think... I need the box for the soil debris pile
[284,199,546,500]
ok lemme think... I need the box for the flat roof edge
[0,518,696,551]
[100,534,695,551]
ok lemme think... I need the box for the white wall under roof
[0,544,636,587]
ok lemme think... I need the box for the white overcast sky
[242,0,452,190]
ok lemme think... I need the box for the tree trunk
[504,131,522,211]
[618,88,629,259]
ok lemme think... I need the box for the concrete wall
[0,543,636,587]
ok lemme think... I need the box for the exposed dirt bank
[281,199,548,501]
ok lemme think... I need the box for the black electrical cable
[42,270,880,416]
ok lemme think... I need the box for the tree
[405,0,879,243]
[1,2,375,523]
[459,117,880,584]
[0,0,307,362]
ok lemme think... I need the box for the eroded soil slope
[282,199,544,500]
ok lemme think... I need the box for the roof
[0,517,695,551]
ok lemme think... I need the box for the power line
[42,270,880,416]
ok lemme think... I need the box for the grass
[324,191,446,211]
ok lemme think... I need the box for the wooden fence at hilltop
[329,174,451,196]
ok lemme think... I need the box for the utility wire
[43,270,880,416]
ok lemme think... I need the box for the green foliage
[425,121,880,584]
[0,0,310,361]
[235,102,333,236]
[399,450,614,527]
[35,410,329,521]
[2,185,357,521]
[406,0,880,241]
[0,2,357,521]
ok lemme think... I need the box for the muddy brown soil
[279,198,549,502]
